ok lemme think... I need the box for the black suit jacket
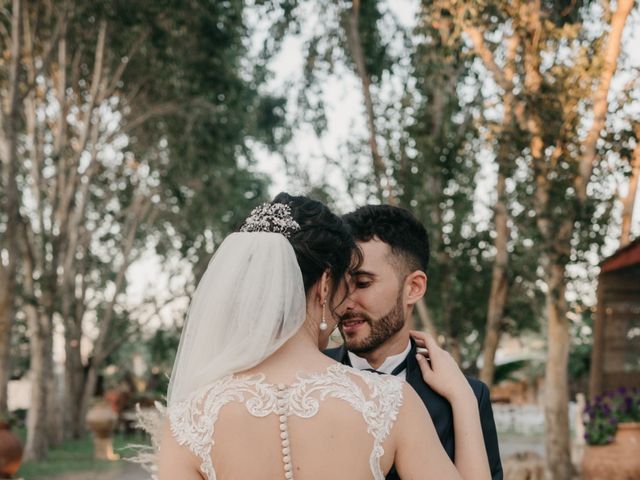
[324,342,503,480]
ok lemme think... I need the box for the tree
[0,0,22,419]
[619,124,640,246]
[1,0,282,459]
[341,0,393,200]
[440,0,635,476]
[394,3,494,363]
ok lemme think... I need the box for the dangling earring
[319,301,328,331]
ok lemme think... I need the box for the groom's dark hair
[343,205,429,274]
[271,193,360,299]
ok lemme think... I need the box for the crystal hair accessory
[240,203,301,237]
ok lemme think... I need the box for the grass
[14,429,145,480]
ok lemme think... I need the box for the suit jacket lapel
[405,338,424,390]
[334,345,352,366]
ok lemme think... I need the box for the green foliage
[493,359,530,384]
[399,2,495,357]
[102,320,183,399]
[8,311,29,379]
[568,310,593,387]
[347,0,393,82]
[16,431,139,479]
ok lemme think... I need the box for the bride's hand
[410,330,474,403]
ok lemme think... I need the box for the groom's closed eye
[350,272,375,289]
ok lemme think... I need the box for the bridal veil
[168,231,306,406]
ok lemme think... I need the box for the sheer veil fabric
[168,232,307,406]
[132,231,307,475]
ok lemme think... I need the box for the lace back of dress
[149,364,403,480]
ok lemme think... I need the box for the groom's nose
[336,293,358,316]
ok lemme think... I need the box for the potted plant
[0,413,24,478]
[85,398,119,460]
[581,386,640,479]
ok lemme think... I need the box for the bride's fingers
[409,330,428,347]
[421,331,440,354]
[415,353,433,381]
[411,330,441,358]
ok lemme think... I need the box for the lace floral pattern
[168,363,404,480]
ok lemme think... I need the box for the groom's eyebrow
[351,269,376,278]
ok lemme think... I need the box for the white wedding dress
[167,363,404,480]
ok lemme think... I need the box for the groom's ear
[404,270,427,306]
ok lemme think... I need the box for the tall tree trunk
[519,1,575,475]
[63,300,85,438]
[542,257,571,480]
[620,126,640,247]
[0,269,12,416]
[47,341,64,446]
[24,306,53,461]
[0,0,23,417]
[21,221,55,459]
[479,34,518,387]
[542,2,632,478]
[342,0,393,202]
[480,170,509,386]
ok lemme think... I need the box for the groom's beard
[339,294,405,354]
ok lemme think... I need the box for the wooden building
[589,238,640,398]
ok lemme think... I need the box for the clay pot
[85,400,119,460]
[581,422,640,480]
[0,421,23,478]
[85,400,118,439]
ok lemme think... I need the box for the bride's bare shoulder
[157,420,203,480]
[392,385,463,479]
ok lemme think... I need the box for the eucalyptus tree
[0,0,281,459]
[0,0,22,420]
[432,0,635,477]
[396,3,491,363]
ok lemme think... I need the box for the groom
[325,205,503,480]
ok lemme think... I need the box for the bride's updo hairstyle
[268,192,359,302]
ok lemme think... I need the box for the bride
[150,193,490,480]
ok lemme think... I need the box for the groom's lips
[340,318,367,334]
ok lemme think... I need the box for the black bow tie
[362,356,408,376]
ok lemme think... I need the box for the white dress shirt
[348,341,412,380]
